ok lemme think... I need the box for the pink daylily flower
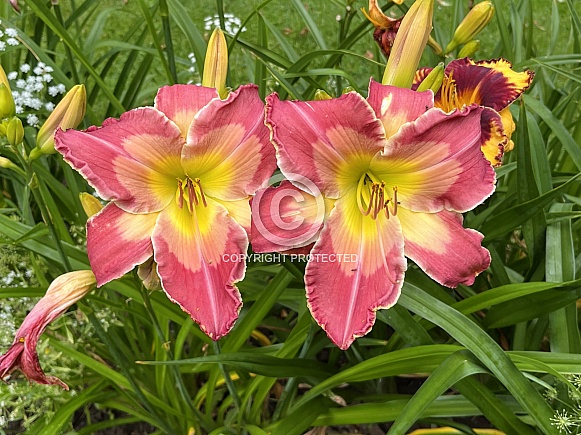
[0,270,96,389]
[252,80,496,349]
[55,84,276,340]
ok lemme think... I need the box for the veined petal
[398,208,490,287]
[266,92,385,198]
[305,190,406,350]
[55,108,184,213]
[212,196,252,235]
[371,105,496,213]
[154,84,218,138]
[182,85,275,201]
[480,108,507,166]
[443,58,534,112]
[250,181,334,253]
[87,203,157,286]
[152,200,246,340]
[367,79,434,138]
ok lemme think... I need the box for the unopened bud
[79,193,104,218]
[416,63,444,93]
[446,1,494,54]
[382,0,434,88]
[0,156,16,169]
[202,28,229,99]
[0,84,15,119]
[138,257,162,291]
[314,90,332,100]
[35,84,86,156]
[457,39,481,58]
[6,117,24,146]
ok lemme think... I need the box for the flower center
[439,72,461,113]
[356,172,398,220]
[176,176,208,212]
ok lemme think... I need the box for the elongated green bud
[0,84,15,119]
[6,117,24,146]
[457,39,481,58]
[202,28,229,99]
[382,0,434,88]
[35,84,86,157]
[416,63,445,93]
[446,1,494,54]
[0,156,16,169]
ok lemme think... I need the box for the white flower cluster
[0,26,20,51]
[8,62,66,126]
[204,13,246,34]
[188,52,197,74]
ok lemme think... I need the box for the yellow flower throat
[177,176,208,212]
[356,172,398,220]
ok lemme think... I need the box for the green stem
[212,341,245,429]
[159,0,177,84]
[139,285,212,432]
[53,4,81,85]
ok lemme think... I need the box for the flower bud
[79,193,104,218]
[0,84,16,119]
[446,1,494,54]
[138,257,162,291]
[457,39,481,58]
[0,156,16,169]
[6,117,24,146]
[35,84,86,156]
[314,89,332,100]
[202,28,229,99]
[416,63,445,93]
[382,0,434,88]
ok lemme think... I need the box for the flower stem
[212,340,246,430]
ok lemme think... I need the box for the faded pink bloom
[0,270,96,389]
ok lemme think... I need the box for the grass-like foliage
[1,0,581,434]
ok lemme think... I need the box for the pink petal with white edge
[154,84,218,138]
[56,108,185,214]
[371,105,496,214]
[366,79,434,138]
[87,203,157,286]
[250,181,331,253]
[266,92,385,198]
[305,192,406,350]
[182,85,276,201]
[152,200,247,340]
[398,208,490,287]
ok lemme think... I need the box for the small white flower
[44,65,54,73]
[37,61,46,69]
[33,66,44,75]
[45,102,55,111]
[5,28,18,38]
[56,83,66,93]
[6,38,19,46]
[43,73,53,83]
[16,79,26,89]
[26,114,39,127]
[48,86,59,97]
[15,105,23,114]
[0,41,5,52]
[550,410,575,434]
[20,63,30,73]
[0,30,4,38]
[7,71,17,80]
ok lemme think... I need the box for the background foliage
[1,0,581,433]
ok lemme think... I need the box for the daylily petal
[154,84,219,138]
[480,107,507,166]
[371,105,496,213]
[366,79,434,138]
[499,107,516,152]
[182,85,275,201]
[266,92,385,198]
[250,181,334,253]
[87,203,158,286]
[213,196,252,235]
[55,108,184,213]
[152,200,246,340]
[398,208,490,287]
[443,58,534,112]
[305,191,406,350]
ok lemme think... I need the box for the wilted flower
[0,270,96,389]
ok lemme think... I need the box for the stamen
[362,184,376,217]
[195,178,208,208]
[392,187,398,216]
[177,179,184,209]
[187,179,197,212]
